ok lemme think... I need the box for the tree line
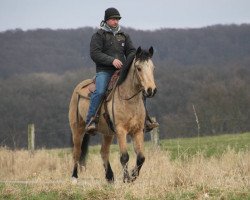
[0,24,250,148]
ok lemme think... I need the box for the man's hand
[112,59,123,69]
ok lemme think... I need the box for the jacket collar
[100,22,121,36]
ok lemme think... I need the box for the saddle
[76,70,121,132]
[77,70,120,101]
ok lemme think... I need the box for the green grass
[163,188,250,200]
[85,132,250,160]
[0,183,82,200]
[159,132,250,160]
[1,183,249,200]
[43,132,250,160]
[0,183,116,200]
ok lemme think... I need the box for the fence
[28,123,35,154]
[23,121,160,151]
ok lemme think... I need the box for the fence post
[28,124,35,154]
[150,117,159,147]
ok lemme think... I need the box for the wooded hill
[0,24,250,148]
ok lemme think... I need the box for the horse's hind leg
[71,121,84,182]
[100,135,114,183]
[131,131,145,182]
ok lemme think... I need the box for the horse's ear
[149,46,154,57]
[136,46,142,57]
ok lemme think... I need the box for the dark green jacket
[90,29,136,72]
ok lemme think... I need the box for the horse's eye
[137,67,142,72]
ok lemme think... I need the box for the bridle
[117,58,145,101]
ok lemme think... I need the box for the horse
[69,47,157,183]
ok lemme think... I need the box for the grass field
[0,132,249,199]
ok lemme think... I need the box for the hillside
[0,24,250,148]
[1,24,250,77]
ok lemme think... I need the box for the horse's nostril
[147,88,152,95]
[143,88,157,98]
[153,88,157,95]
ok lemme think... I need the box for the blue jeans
[86,71,114,124]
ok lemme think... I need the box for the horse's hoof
[79,164,86,172]
[131,169,138,182]
[71,177,78,185]
[123,176,132,183]
[106,178,114,184]
[130,176,137,182]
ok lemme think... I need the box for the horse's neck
[118,61,141,101]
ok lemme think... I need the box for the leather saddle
[76,71,120,133]
[77,70,120,101]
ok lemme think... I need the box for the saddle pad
[76,79,95,98]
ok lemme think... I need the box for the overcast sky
[0,0,250,31]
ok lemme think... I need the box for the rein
[117,86,143,100]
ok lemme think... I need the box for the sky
[0,0,250,31]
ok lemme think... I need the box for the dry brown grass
[0,146,249,199]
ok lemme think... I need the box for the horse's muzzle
[143,87,157,98]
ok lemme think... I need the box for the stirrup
[85,119,97,134]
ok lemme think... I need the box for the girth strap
[103,99,115,133]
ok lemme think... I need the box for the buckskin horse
[69,47,157,183]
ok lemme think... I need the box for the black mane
[117,48,152,85]
[136,50,152,62]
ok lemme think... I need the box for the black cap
[104,7,121,21]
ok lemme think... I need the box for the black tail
[79,134,90,166]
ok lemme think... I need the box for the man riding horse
[85,7,158,133]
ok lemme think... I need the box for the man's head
[104,7,121,21]
[104,8,121,28]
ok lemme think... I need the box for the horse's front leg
[100,135,114,183]
[131,131,145,182]
[117,127,131,183]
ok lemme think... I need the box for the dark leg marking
[120,152,130,182]
[131,153,145,181]
[72,164,78,178]
[105,162,114,183]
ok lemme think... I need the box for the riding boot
[85,117,98,134]
[145,115,159,132]
[85,97,104,135]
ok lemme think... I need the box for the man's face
[106,18,120,28]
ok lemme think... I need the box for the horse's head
[134,47,157,98]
